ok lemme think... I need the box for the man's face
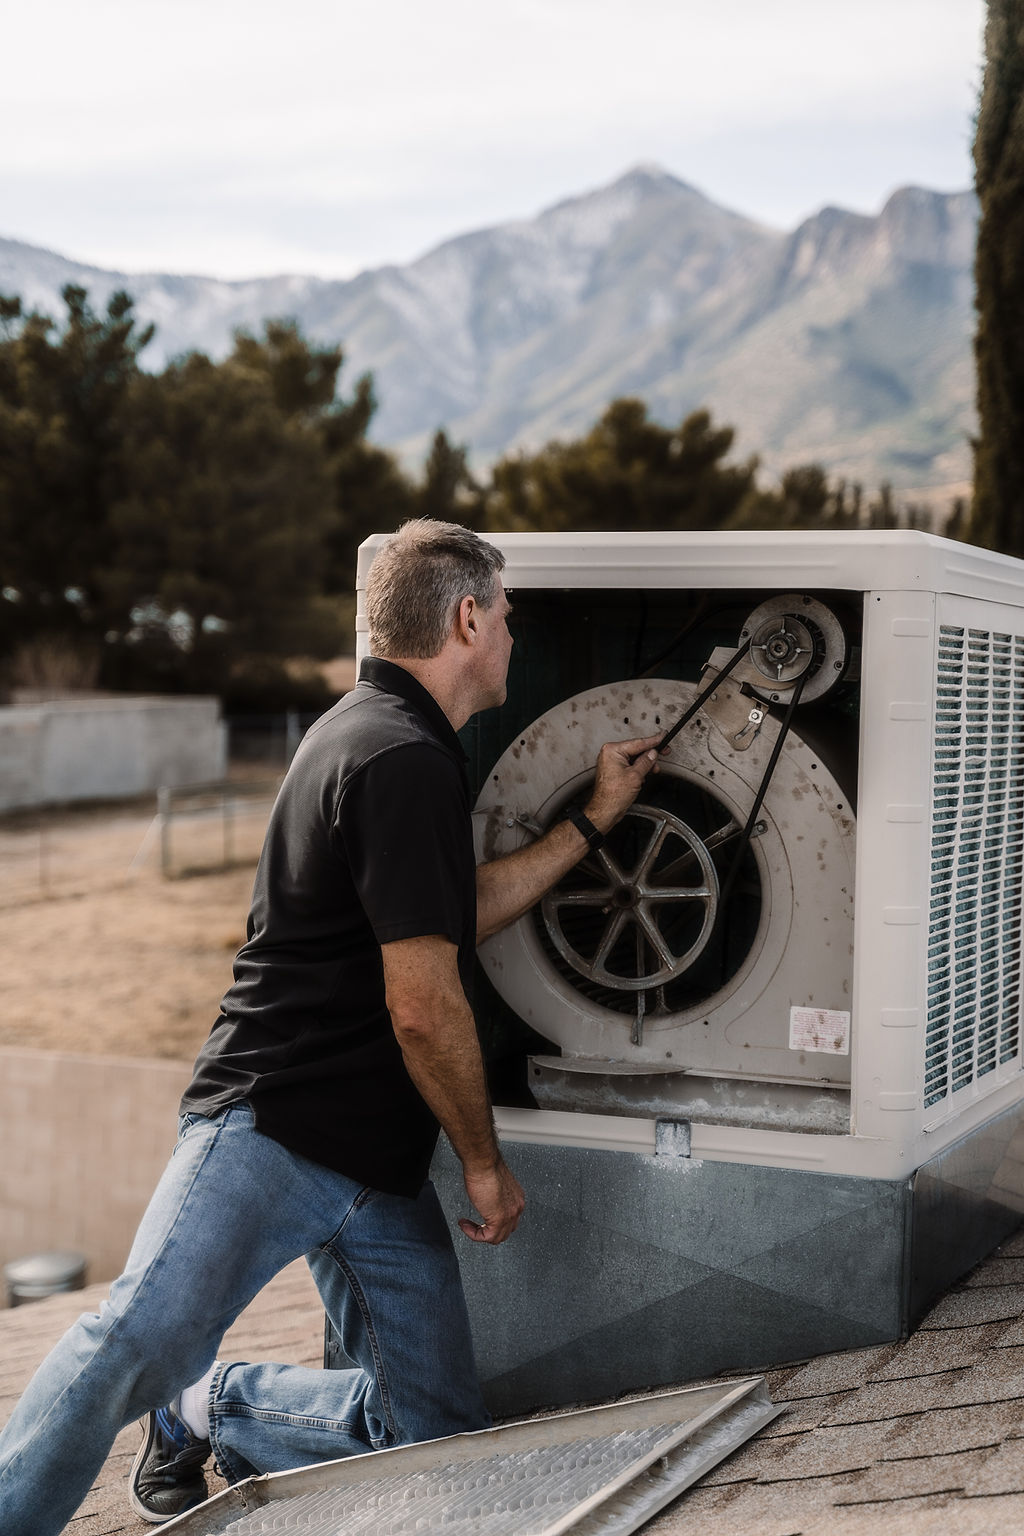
[476,574,514,709]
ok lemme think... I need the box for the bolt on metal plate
[655,1119,692,1158]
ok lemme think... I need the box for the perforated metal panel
[205,1428,687,1535]
[926,624,1024,1109]
[161,1380,779,1536]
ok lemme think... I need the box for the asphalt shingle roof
[4,1231,1024,1535]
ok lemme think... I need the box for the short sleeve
[337,743,470,948]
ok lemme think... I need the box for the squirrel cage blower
[475,589,856,1132]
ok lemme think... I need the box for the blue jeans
[0,1103,487,1536]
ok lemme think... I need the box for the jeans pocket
[176,1111,206,1145]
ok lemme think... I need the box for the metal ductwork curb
[161,1376,780,1534]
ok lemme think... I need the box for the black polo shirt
[181,658,478,1197]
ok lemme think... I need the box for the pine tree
[483,400,760,533]
[103,347,342,694]
[416,429,483,525]
[0,286,153,652]
[227,319,418,598]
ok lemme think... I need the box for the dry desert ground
[0,792,265,1060]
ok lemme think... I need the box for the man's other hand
[459,1157,525,1245]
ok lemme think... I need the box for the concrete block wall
[0,697,227,812]
[0,1048,192,1300]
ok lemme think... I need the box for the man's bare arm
[476,732,663,943]
[381,933,524,1244]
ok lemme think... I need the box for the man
[0,520,661,1533]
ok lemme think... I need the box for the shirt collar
[359,656,468,763]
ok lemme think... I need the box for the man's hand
[459,1157,526,1245]
[584,732,664,835]
[476,730,665,942]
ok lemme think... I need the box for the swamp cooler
[327,529,1024,1417]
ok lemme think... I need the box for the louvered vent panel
[926,627,1024,1109]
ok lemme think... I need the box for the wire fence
[226,712,313,769]
[0,778,282,906]
[0,806,151,907]
[152,779,281,878]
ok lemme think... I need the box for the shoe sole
[128,1414,205,1525]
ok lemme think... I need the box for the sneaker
[129,1403,211,1524]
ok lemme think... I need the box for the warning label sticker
[790,1007,851,1055]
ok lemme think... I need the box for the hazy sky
[3,0,985,281]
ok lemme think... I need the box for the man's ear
[455,594,479,645]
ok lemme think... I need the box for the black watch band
[565,806,605,853]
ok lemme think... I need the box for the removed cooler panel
[161,1380,780,1536]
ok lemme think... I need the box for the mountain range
[0,166,977,496]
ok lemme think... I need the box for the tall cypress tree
[970,0,1024,552]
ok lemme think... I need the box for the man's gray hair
[366,519,506,660]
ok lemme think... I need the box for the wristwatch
[564,805,605,853]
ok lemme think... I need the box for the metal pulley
[738,593,851,704]
[694,596,851,757]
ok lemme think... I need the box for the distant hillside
[0,166,977,493]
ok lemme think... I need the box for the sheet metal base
[908,1096,1024,1325]
[420,1099,1024,1416]
[431,1142,907,1417]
